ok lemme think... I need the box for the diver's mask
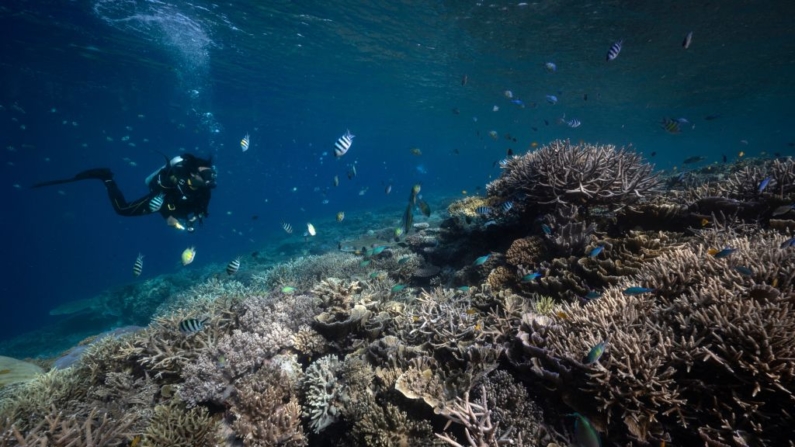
[188,166,218,189]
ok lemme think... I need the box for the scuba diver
[32,154,217,232]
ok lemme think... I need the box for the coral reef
[142,399,220,447]
[302,355,343,434]
[508,229,795,445]
[0,406,136,447]
[486,140,660,210]
[8,146,795,447]
[230,362,306,447]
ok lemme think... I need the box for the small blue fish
[510,99,525,106]
[758,177,771,193]
[370,245,387,256]
[521,272,542,282]
[623,287,654,295]
[588,246,604,258]
[780,238,795,249]
[390,284,406,293]
[545,95,558,105]
[572,413,601,447]
[473,255,490,266]
[712,247,737,259]
[585,341,607,364]
[606,39,623,61]
[734,266,753,276]
[541,224,552,235]
[456,286,470,292]
[545,62,557,72]
[584,290,602,300]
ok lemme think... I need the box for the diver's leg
[103,179,151,216]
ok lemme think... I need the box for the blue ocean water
[0,0,793,346]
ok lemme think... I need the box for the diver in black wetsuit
[32,154,217,232]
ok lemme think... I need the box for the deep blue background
[1,0,794,342]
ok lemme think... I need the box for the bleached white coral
[302,355,342,433]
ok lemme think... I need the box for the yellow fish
[181,247,196,266]
[738,151,745,158]
[410,147,422,156]
[462,190,467,195]
[707,248,719,256]
[701,218,709,227]
[307,223,317,236]
[240,133,250,152]
[336,211,345,222]
[530,141,538,148]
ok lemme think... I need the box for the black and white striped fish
[178,317,208,334]
[567,119,582,128]
[133,253,144,277]
[476,206,492,216]
[149,193,164,212]
[606,39,623,61]
[334,130,354,157]
[226,257,240,275]
[282,222,293,234]
[240,133,250,152]
[501,201,514,213]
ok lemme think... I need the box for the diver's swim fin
[31,168,114,189]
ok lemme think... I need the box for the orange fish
[707,248,719,256]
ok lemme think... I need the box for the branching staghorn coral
[0,406,136,447]
[479,370,544,445]
[400,288,495,353]
[435,386,516,447]
[509,229,795,445]
[0,368,89,433]
[230,362,306,447]
[179,293,318,407]
[347,400,439,447]
[258,252,364,292]
[486,140,660,209]
[142,399,220,447]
